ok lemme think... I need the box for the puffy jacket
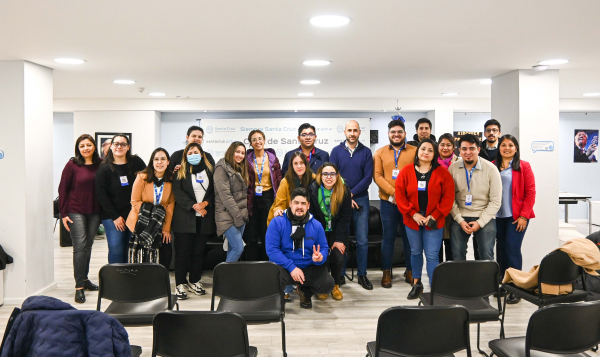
[1,296,131,357]
[214,158,249,236]
[308,180,352,246]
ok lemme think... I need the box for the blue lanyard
[253,152,266,183]
[320,185,331,218]
[393,147,402,168]
[154,183,164,204]
[464,166,475,193]
[299,147,313,163]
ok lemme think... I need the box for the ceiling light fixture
[309,15,351,28]
[303,60,331,67]
[298,92,314,97]
[538,59,569,65]
[583,93,600,97]
[479,79,492,84]
[54,58,86,64]
[204,110,208,112]
[300,80,321,85]
[113,79,136,85]
[148,92,166,97]
[442,92,459,96]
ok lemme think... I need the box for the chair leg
[281,318,287,357]
[345,247,355,281]
[500,293,508,339]
[477,323,490,357]
[175,302,179,310]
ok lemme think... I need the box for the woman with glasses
[308,162,352,301]
[96,134,146,264]
[244,129,283,261]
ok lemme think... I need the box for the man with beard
[265,187,333,309]
[574,131,597,162]
[281,123,329,175]
[479,119,502,161]
[373,120,417,288]
[448,134,502,261]
[407,118,436,146]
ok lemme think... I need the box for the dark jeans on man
[496,217,528,277]
[325,232,344,285]
[380,200,411,271]
[174,217,208,286]
[278,264,335,298]
[68,213,101,288]
[342,195,370,277]
[450,217,496,260]
[244,189,274,261]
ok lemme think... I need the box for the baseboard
[2,281,57,306]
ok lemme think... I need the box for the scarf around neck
[438,153,455,169]
[286,208,310,252]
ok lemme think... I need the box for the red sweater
[395,164,455,231]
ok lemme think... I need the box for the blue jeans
[380,200,411,271]
[102,219,133,264]
[342,195,370,277]
[405,226,443,286]
[225,224,246,262]
[450,217,496,260]
[496,217,528,277]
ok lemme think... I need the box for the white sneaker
[175,284,188,300]
[186,281,206,295]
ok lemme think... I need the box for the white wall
[453,112,491,133]
[53,113,74,197]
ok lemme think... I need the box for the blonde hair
[177,142,213,180]
[315,162,345,217]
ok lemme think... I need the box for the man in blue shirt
[330,120,374,290]
[266,187,334,309]
[281,123,330,175]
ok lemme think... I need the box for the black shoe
[75,289,86,304]
[407,280,423,300]
[83,280,99,291]
[358,275,373,290]
[493,290,506,298]
[297,287,312,309]
[506,293,521,304]
[339,275,346,286]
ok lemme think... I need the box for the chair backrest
[152,311,251,357]
[368,206,383,237]
[374,305,471,357]
[431,261,499,300]
[526,301,600,357]
[97,263,172,310]
[538,250,583,286]
[211,261,283,309]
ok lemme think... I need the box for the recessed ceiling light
[538,59,569,65]
[382,110,387,112]
[54,58,86,64]
[294,110,298,112]
[479,79,492,84]
[583,93,600,97]
[300,79,321,85]
[309,15,351,28]
[113,79,136,85]
[148,92,166,97]
[303,60,331,67]
[298,92,314,97]
[204,110,208,112]
[442,92,459,96]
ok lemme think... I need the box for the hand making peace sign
[312,245,323,262]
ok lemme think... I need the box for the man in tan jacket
[373,120,417,288]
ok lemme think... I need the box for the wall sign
[531,141,554,153]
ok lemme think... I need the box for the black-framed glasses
[300,133,316,138]
[322,172,338,178]
[485,128,499,133]
[113,142,128,148]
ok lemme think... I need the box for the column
[492,69,560,270]
[0,61,55,303]
[427,108,454,138]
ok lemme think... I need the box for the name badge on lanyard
[254,152,266,196]
[418,181,427,191]
[392,169,400,179]
[255,185,263,196]
[392,146,401,179]
[466,194,473,205]
[154,184,164,204]
[196,173,204,183]
[120,176,129,186]
[465,166,474,206]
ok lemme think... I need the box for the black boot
[407,279,423,300]
[83,280,99,291]
[506,293,521,304]
[297,286,312,309]
[75,289,86,304]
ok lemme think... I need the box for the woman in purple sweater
[58,134,102,304]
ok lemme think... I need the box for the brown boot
[404,270,413,284]
[331,285,343,301]
[381,269,392,288]
[317,294,328,300]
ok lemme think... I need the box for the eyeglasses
[389,130,405,135]
[460,147,478,152]
[322,172,338,178]
[485,128,499,133]
[251,138,264,143]
[300,133,316,138]
[113,142,128,148]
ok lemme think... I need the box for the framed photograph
[574,129,598,163]
[453,131,484,156]
[95,132,132,159]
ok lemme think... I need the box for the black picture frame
[95,132,132,159]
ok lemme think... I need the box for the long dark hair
[101,134,137,172]
[315,162,345,216]
[224,141,249,185]
[140,148,173,183]
[285,152,313,195]
[414,138,440,170]
[495,134,521,171]
[72,134,101,166]
[177,142,213,179]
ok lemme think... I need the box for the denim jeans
[102,218,133,264]
[450,217,496,260]
[380,200,411,271]
[342,195,370,277]
[69,213,101,288]
[405,226,443,286]
[496,217,528,277]
[225,224,246,262]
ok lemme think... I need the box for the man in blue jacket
[330,120,374,290]
[281,123,330,175]
[266,187,334,309]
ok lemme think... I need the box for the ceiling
[1,0,599,99]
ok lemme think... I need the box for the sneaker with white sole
[175,284,188,300]
[186,281,206,295]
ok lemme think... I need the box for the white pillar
[492,69,560,270]
[0,61,56,303]
[427,108,454,138]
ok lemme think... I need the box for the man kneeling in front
[266,187,334,309]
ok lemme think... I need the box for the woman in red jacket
[396,139,455,300]
[495,134,536,305]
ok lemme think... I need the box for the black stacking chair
[96,263,178,326]
[419,261,503,356]
[152,311,257,357]
[211,261,286,356]
[489,301,600,357]
[347,206,389,281]
[366,305,472,357]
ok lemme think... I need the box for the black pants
[325,232,344,285]
[438,239,453,263]
[244,189,274,261]
[159,242,173,271]
[278,264,335,298]
[68,213,101,288]
[174,217,208,286]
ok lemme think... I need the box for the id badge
[120,176,129,186]
[196,173,204,183]
[327,220,332,230]
[255,185,263,196]
[466,194,473,206]
[392,169,400,179]
[418,181,426,191]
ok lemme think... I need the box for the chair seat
[216,296,282,323]
[130,345,142,357]
[104,296,171,326]
[502,283,588,306]
[489,337,591,357]
[249,346,258,357]
[420,293,500,322]
[367,341,455,357]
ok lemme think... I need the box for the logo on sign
[206,126,214,134]
[205,149,215,156]
[0,149,4,159]
[337,125,343,133]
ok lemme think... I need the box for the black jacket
[95,156,146,221]
[479,142,499,162]
[308,181,352,246]
[407,133,437,147]
[171,157,216,235]
[574,144,591,163]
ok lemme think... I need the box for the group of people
[58,117,535,308]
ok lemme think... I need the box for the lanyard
[299,147,314,162]
[154,183,164,204]
[393,147,402,168]
[320,185,331,219]
[253,152,266,183]
[464,166,476,193]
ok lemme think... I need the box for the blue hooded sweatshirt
[265,212,329,273]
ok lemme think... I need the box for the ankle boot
[404,270,413,284]
[407,279,423,300]
[297,286,312,309]
[381,270,392,288]
[75,289,86,304]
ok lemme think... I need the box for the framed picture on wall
[95,132,132,159]
[453,131,484,156]
[574,129,598,163]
